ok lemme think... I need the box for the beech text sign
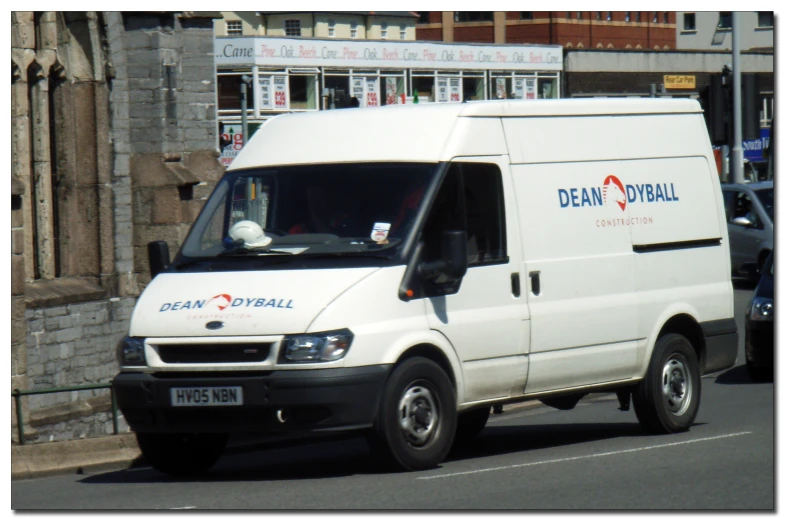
[216,37,563,71]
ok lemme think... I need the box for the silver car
[721,181,774,277]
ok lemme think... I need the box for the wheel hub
[662,355,692,416]
[399,385,439,446]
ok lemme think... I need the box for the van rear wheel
[369,357,456,471]
[632,333,701,434]
[136,432,228,476]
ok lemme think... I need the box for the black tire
[369,357,456,471]
[632,333,701,434]
[745,350,773,382]
[136,432,228,477]
[454,407,491,445]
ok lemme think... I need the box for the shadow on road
[78,419,684,485]
[714,365,774,385]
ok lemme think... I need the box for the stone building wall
[11,11,223,444]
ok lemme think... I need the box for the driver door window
[732,192,762,229]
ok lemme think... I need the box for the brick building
[11,11,224,443]
[416,11,676,50]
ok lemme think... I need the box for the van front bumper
[113,365,392,434]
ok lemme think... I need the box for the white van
[113,99,738,476]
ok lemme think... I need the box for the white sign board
[216,37,563,72]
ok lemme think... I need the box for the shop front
[215,36,562,163]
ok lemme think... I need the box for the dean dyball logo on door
[557,175,679,228]
[158,293,295,312]
[558,175,679,210]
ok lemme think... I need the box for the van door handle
[529,271,540,296]
[511,273,521,297]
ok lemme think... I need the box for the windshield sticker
[371,222,391,243]
[159,294,294,313]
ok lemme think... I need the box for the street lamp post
[240,75,252,149]
[731,12,744,184]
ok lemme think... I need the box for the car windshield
[755,188,774,220]
[179,163,437,262]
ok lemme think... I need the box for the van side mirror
[420,230,468,281]
[731,216,753,227]
[148,241,171,279]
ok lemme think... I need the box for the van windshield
[179,163,437,264]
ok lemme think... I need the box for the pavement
[10,401,543,481]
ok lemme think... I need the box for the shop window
[218,74,254,112]
[289,75,318,110]
[491,76,512,100]
[328,20,336,37]
[683,13,696,31]
[520,12,533,21]
[454,12,493,23]
[412,76,435,102]
[285,19,301,36]
[351,23,358,38]
[718,12,732,29]
[324,75,351,108]
[462,76,486,101]
[382,76,405,105]
[226,20,242,36]
[757,12,773,28]
[381,23,388,39]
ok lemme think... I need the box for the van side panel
[507,154,639,393]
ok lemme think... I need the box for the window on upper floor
[520,12,533,20]
[757,11,773,28]
[625,12,631,22]
[577,12,582,20]
[417,12,431,24]
[566,12,571,20]
[684,13,696,30]
[636,12,641,22]
[664,12,669,23]
[596,12,602,21]
[652,12,658,23]
[606,12,612,21]
[400,25,406,39]
[718,12,732,29]
[285,19,301,36]
[381,23,388,39]
[454,12,493,22]
[328,20,336,37]
[226,20,242,36]
[351,23,358,38]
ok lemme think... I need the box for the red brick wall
[416,27,443,41]
[453,25,494,43]
[506,24,551,44]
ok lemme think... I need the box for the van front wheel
[370,357,456,471]
[633,333,701,434]
[136,432,228,476]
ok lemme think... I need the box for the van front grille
[157,343,272,364]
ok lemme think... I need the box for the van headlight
[280,329,353,363]
[749,297,774,322]
[116,337,147,366]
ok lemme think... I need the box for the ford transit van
[113,99,737,475]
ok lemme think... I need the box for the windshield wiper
[299,252,393,260]
[217,247,296,257]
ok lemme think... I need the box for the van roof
[228,99,703,170]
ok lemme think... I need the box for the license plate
[170,387,243,407]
